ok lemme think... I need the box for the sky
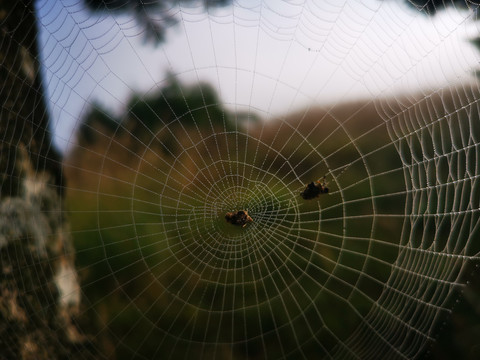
[35,0,479,152]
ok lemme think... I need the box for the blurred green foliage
[85,0,232,43]
[66,79,480,359]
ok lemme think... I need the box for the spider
[225,210,253,228]
[300,177,329,200]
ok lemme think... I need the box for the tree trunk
[0,1,96,358]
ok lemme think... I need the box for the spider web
[32,0,480,359]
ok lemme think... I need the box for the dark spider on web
[225,210,253,228]
[300,177,329,200]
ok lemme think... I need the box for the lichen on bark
[0,1,97,358]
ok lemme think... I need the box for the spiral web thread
[33,0,480,359]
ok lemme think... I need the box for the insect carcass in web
[225,210,253,228]
[300,177,329,200]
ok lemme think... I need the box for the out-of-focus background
[2,0,480,359]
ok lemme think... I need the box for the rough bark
[0,1,96,358]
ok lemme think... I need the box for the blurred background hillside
[64,78,480,359]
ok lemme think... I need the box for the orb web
[29,0,480,359]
